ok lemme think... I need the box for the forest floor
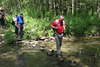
[0,28,100,67]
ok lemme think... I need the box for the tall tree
[39,0,43,19]
[49,0,52,11]
[72,0,75,15]
[97,0,100,19]
[53,0,56,16]
[66,0,68,14]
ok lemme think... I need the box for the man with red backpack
[51,16,65,60]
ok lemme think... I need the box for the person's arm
[23,21,25,27]
[63,21,65,30]
[51,21,58,29]
[16,17,18,27]
[23,21,24,24]
[16,21,18,27]
[22,17,25,27]
[51,25,58,29]
[13,17,15,21]
[5,12,9,17]
[3,16,6,20]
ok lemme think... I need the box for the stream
[0,36,100,67]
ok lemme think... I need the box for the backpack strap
[63,21,65,26]
[56,20,58,26]
[56,19,65,26]
[18,16,19,22]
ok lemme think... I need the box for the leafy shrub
[4,31,16,44]
[5,9,100,40]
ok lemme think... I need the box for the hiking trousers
[0,18,5,28]
[18,24,23,38]
[15,25,18,35]
[55,33,63,55]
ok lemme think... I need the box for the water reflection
[0,36,100,67]
[63,37,100,67]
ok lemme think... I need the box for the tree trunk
[39,0,43,19]
[49,0,52,11]
[72,0,75,15]
[57,0,60,15]
[53,0,56,16]
[74,0,77,16]
[97,1,100,19]
[61,0,64,15]
[66,0,67,14]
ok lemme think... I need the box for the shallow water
[0,36,100,67]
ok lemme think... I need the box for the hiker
[0,7,6,28]
[12,13,18,35]
[16,13,24,39]
[51,16,65,59]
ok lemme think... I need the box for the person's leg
[18,25,21,38]
[1,18,5,28]
[3,19,5,27]
[20,25,23,38]
[15,25,18,36]
[59,34,63,57]
[1,19,3,28]
[55,34,61,56]
[15,26,17,35]
[59,34,63,47]
[16,26,18,36]
[0,20,1,27]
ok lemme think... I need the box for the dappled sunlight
[0,51,17,60]
[0,36,100,67]
[36,36,100,67]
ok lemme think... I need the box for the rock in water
[40,47,45,51]
[49,49,54,53]
[47,51,53,56]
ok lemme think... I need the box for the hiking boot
[56,52,63,58]
[19,37,21,39]
[1,26,2,28]
[57,55,64,62]
[19,36,22,39]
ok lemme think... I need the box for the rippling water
[0,36,100,67]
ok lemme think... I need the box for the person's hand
[24,24,25,27]
[63,26,66,30]
[55,27,58,29]
[16,25,18,27]
[7,15,9,17]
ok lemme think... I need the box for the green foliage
[0,0,99,40]
[4,31,16,44]
[23,17,52,39]
[4,10,100,40]
[65,13,99,36]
